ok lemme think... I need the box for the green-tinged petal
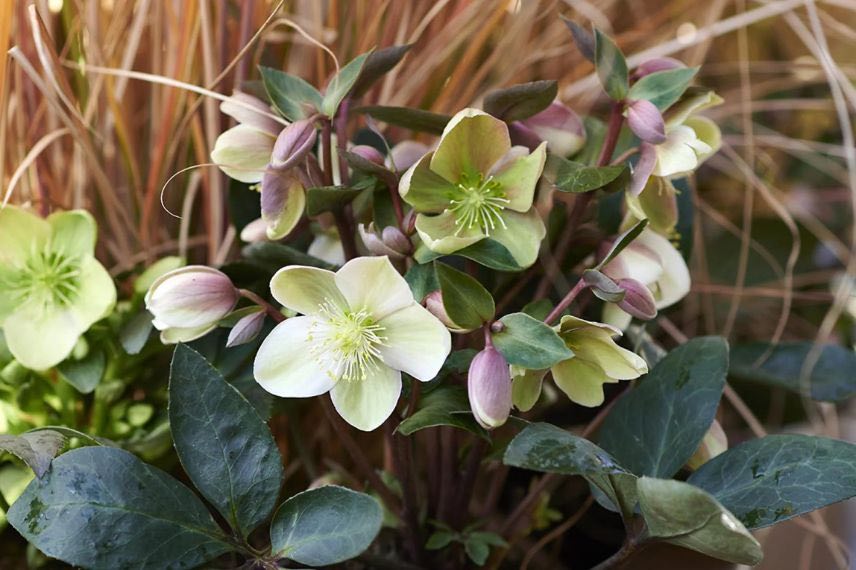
[330,363,401,431]
[0,206,49,264]
[558,314,621,336]
[399,152,456,213]
[0,265,21,322]
[664,89,723,128]
[211,124,274,183]
[415,211,484,255]
[684,116,721,161]
[551,357,613,408]
[308,233,345,266]
[654,126,700,178]
[602,303,633,330]
[627,176,678,236]
[47,210,97,257]
[491,142,546,212]
[71,257,118,326]
[430,109,510,182]
[269,266,347,316]
[262,171,305,240]
[377,303,451,381]
[135,256,185,295]
[489,209,545,268]
[253,316,337,398]
[160,324,218,344]
[635,229,690,308]
[511,367,547,412]
[573,335,648,380]
[334,256,414,320]
[4,306,83,370]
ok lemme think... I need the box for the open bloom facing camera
[254,256,451,431]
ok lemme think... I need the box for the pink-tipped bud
[381,226,411,254]
[350,144,385,165]
[424,291,459,329]
[626,100,666,144]
[270,118,317,171]
[358,224,411,259]
[145,266,239,330]
[226,310,266,348]
[517,101,586,157]
[616,278,658,320]
[468,346,512,429]
[633,57,685,80]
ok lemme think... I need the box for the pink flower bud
[517,101,585,157]
[350,144,385,165]
[270,118,317,171]
[626,99,666,144]
[616,278,658,320]
[424,290,459,328]
[226,310,266,348]
[358,224,411,259]
[633,57,685,80]
[386,140,429,172]
[629,142,657,196]
[145,266,239,330]
[468,346,512,429]
[381,226,411,254]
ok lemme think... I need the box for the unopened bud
[468,345,512,429]
[381,226,411,254]
[239,217,270,243]
[626,99,666,144]
[517,101,585,157]
[226,309,266,348]
[350,144,385,165]
[686,420,728,471]
[616,278,657,320]
[387,140,430,172]
[424,291,460,329]
[633,57,685,80]
[358,224,411,259]
[145,266,239,330]
[270,118,317,171]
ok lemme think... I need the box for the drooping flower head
[0,207,116,370]
[254,256,451,431]
[399,108,547,268]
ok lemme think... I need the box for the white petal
[221,92,282,136]
[308,234,346,266]
[334,256,414,320]
[3,306,83,370]
[211,125,274,183]
[330,364,401,431]
[635,229,691,308]
[269,266,347,316]
[253,316,336,398]
[377,304,451,381]
[160,323,217,344]
[602,302,633,331]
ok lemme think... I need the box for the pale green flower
[254,256,451,431]
[399,108,547,268]
[0,206,116,370]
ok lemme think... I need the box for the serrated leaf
[637,477,763,566]
[305,185,363,216]
[598,337,728,478]
[57,350,105,394]
[8,447,233,569]
[554,159,627,193]
[483,80,557,122]
[396,385,488,439]
[594,29,628,100]
[492,313,573,369]
[0,431,64,478]
[322,52,371,117]
[628,67,698,110]
[561,17,595,62]
[169,345,283,539]
[594,218,648,270]
[357,105,451,134]
[351,44,411,98]
[435,262,495,330]
[688,434,856,529]
[260,66,323,121]
[270,485,382,566]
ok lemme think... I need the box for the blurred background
[1,1,855,568]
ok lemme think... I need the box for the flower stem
[238,289,285,322]
[543,278,586,324]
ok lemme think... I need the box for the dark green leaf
[242,241,338,271]
[730,342,856,402]
[425,530,455,550]
[28,426,114,448]
[322,52,371,117]
[119,311,153,355]
[638,477,763,565]
[404,262,439,302]
[594,29,628,100]
[57,350,105,394]
[492,313,573,369]
[456,239,523,272]
[554,159,627,194]
[270,485,382,566]
[169,345,282,538]
[435,262,495,330]
[483,80,557,122]
[469,531,507,547]
[0,431,64,478]
[560,17,595,62]
[504,423,638,520]
[521,298,552,321]
[8,447,232,569]
[688,434,856,529]
[464,537,490,565]
[598,337,728,478]
[594,218,648,270]
[357,105,450,134]
[305,185,363,216]
[396,385,488,439]
[351,44,412,98]
[628,67,698,110]
[260,66,323,121]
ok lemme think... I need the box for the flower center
[448,172,508,236]
[4,250,81,311]
[308,301,387,382]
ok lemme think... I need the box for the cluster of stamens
[6,249,81,312]
[307,301,387,382]
[447,172,508,235]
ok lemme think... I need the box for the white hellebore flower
[254,256,451,431]
[211,92,282,183]
[601,228,691,329]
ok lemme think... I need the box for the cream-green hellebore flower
[254,256,451,431]
[399,108,547,268]
[211,92,282,183]
[512,316,647,410]
[0,206,116,370]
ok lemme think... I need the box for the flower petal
[551,357,613,408]
[629,142,657,196]
[308,233,345,266]
[4,305,83,370]
[160,324,218,344]
[0,206,49,265]
[334,256,413,320]
[489,208,546,268]
[253,316,336,398]
[211,125,275,183]
[221,92,282,136]
[330,364,401,431]
[399,152,456,213]
[415,211,484,255]
[430,109,511,182]
[602,303,633,330]
[511,367,547,412]
[492,142,546,212]
[72,257,118,327]
[261,170,305,240]
[269,266,347,316]
[47,210,97,257]
[377,303,451,381]
[636,229,690,308]
[654,125,700,178]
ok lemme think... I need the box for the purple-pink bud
[468,345,512,429]
[424,291,458,328]
[517,101,586,157]
[387,141,429,172]
[226,310,266,348]
[350,144,385,165]
[627,99,666,144]
[616,278,658,320]
[270,119,317,171]
[145,266,239,329]
[381,226,411,254]
[358,224,411,259]
[633,57,685,79]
